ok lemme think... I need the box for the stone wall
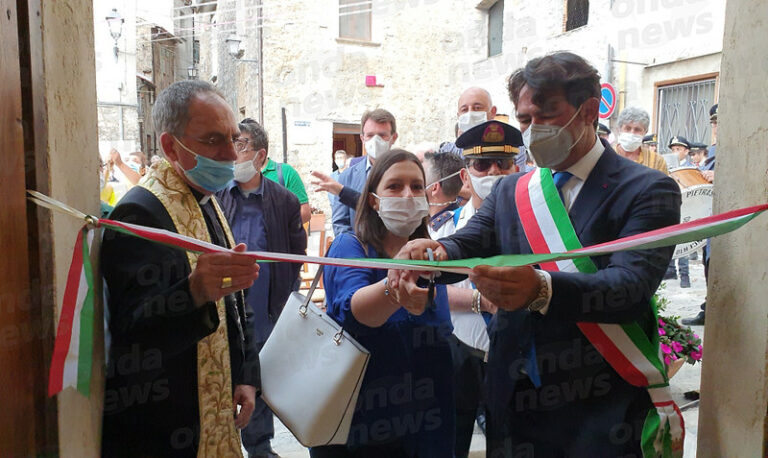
[197,0,726,217]
[697,0,768,455]
[236,0,489,215]
[198,0,726,217]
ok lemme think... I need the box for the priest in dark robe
[101,80,260,457]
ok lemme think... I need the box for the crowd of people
[99,50,715,457]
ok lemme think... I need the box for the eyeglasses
[234,138,253,151]
[185,132,240,149]
[468,158,513,172]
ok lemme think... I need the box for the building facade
[194,0,725,214]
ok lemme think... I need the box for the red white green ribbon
[515,168,683,457]
[48,227,95,396]
[27,190,767,402]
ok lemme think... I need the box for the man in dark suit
[101,80,260,457]
[392,52,681,456]
[313,108,398,236]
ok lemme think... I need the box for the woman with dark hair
[310,150,454,458]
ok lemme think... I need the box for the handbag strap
[300,265,324,310]
[298,266,346,346]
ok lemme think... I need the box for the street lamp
[105,8,124,62]
[226,34,258,64]
[187,65,199,80]
[226,34,242,57]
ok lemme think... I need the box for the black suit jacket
[440,143,681,442]
[101,186,259,457]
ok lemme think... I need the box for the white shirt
[450,202,490,353]
[556,137,605,211]
[538,137,605,313]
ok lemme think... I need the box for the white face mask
[458,110,488,134]
[468,171,504,201]
[233,158,259,183]
[364,135,391,159]
[618,132,644,152]
[372,193,429,237]
[522,105,586,169]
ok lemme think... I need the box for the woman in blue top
[311,150,455,458]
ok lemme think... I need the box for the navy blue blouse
[322,232,455,457]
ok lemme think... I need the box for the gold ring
[221,277,233,289]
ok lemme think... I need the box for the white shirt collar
[559,136,604,182]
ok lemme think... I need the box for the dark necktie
[552,171,574,205]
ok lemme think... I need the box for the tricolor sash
[515,167,684,457]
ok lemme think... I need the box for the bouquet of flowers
[655,284,703,366]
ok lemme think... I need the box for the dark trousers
[241,342,275,454]
[668,256,689,276]
[486,370,650,458]
[310,444,409,458]
[702,242,710,311]
[448,334,486,458]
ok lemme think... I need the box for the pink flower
[661,343,672,354]
[698,344,703,351]
[664,355,673,365]
[671,341,683,353]
[658,318,665,326]
[693,334,700,339]
[690,350,702,361]
[659,327,666,336]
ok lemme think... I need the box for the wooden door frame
[0,0,58,454]
[19,0,59,451]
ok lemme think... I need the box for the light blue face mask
[173,136,234,192]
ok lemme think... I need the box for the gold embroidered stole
[140,161,242,457]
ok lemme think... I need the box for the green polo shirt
[262,158,309,204]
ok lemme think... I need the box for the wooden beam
[0,0,39,452]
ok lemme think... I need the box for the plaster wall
[135,0,176,33]
[697,0,768,455]
[41,1,103,455]
[638,52,721,129]
[94,0,140,156]
[485,0,726,127]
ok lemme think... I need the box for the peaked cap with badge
[642,133,658,145]
[455,120,523,160]
[668,136,690,149]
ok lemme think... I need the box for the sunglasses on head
[468,158,513,172]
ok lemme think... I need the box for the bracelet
[383,278,398,305]
[471,290,482,314]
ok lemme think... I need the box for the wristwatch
[526,270,549,313]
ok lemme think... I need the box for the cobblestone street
[263,250,708,458]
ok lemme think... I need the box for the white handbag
[258,267,370,447]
